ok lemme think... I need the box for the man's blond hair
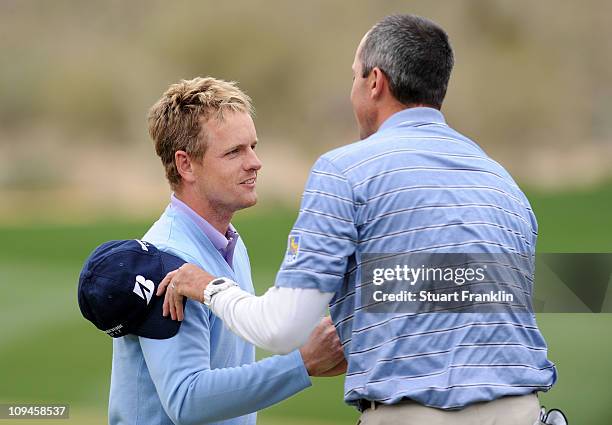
[147,77,253,190]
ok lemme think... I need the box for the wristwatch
[203,277,238,306]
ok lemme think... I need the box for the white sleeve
[209,286,334,354]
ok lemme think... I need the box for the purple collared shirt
[170,194,239,268]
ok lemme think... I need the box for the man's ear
[175,150,196,184]
[369,67,388,100]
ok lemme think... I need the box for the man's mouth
[240,177,256,185]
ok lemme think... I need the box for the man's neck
[174,191,232,235]
[374,102,437,134]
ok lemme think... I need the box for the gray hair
[360,14,454,109]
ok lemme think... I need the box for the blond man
[108,77,345,425]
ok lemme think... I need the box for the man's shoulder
[143,209,252,275]
[304,139,378,184]
[315,127,425,173]
[142,208,203,265]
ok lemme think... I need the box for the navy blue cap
[78,239,186,339]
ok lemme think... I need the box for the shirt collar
[378,107,447,133]
[170,194,237,252]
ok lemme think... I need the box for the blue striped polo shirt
[275,107,556,409]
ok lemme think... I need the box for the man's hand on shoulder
[157,264,214,321]
[299,316,347,377]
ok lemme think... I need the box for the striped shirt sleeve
[275,156,357,293]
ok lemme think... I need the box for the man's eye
[251,144,257,150]
[227,149,239,156]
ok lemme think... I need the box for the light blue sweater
[108,203,311,425]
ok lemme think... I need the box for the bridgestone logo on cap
[105,324,124,336]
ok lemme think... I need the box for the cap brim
[130,251,187,340]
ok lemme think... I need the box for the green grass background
[1,183,611,424]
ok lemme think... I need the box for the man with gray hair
[161,16,561,425]
[108,77,346,425]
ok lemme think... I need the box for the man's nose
[246,148,262,171]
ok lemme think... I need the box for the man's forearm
[141,339,311,424]
[210,286,334,353]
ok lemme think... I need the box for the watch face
[212,278,226,286]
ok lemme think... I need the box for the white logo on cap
[133,275,154,305]
[135,240,149,251]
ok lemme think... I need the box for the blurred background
[0,0,610,424]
